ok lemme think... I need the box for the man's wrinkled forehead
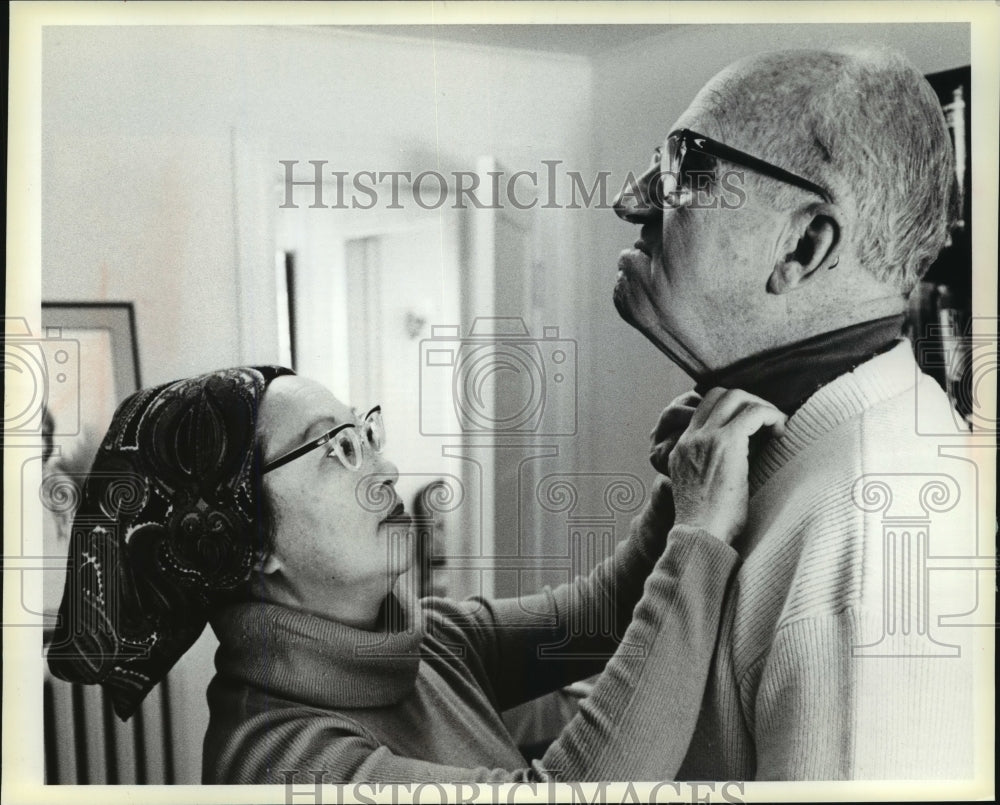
[671,64,753,142]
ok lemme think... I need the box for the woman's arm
[424,388,709,709]
[209,526,737,784]
[423,475,682,710]
[534,525,736,780]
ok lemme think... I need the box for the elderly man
[613,47,975,780]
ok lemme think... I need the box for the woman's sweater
[202,492,740,783]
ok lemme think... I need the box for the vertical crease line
[102,686,119,785]
[43,677,58,784]
[133,702,148,785]
[71,684,89,784]
[161,677,176,784]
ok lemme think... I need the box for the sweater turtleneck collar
[210,596,422,709]
[694,314,906,416]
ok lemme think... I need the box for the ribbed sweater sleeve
[425,477,680,710]
[536,527,738,781]
[344,527,736,782]
[208,526,738,784]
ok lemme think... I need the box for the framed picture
[39,302,141,620]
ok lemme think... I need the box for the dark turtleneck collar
[694,314,906,416]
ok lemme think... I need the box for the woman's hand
[667,388,786,545]
[640,391,703,527]
[649,391,702,475]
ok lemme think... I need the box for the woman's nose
[371,451,399,486]
[613,164,662,224]
[357,452,399,513]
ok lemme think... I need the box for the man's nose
[613,163,661,224]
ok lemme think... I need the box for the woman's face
[256,375,413,602]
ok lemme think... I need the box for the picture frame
[41,301,142,402]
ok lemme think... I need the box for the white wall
[42,24,593,782]
[43,25,592,383]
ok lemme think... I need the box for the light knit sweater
[203,496,740,784]
[676,341,978,780]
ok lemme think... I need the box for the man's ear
[767,205,841,294]
[253,552,283,575]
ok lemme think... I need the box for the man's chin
[613,286,655,346]
[613,283,656,345]
[612,272,636,325]
[611,278,701,378]
[613,249,647,326]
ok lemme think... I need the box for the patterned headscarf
[47,365,294,720]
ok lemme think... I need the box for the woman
[48,366,745,783]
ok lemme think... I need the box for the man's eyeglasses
[615,128,832,222]
[262,406,385,474]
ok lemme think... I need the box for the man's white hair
[707,46,958,294]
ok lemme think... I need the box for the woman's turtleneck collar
[694,314,906,416]
[210,596,422,709]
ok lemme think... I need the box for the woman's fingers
[649,391,702,474]
[649,438,679,474]
[693,387,784,431]
[667,389,787,544]
[649,391,701,443]
[651,403,700,442]
[649,388,785,477]
[726,400,788,441]
[687,386,728,429]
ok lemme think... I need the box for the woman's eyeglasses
[615,128,832,222]
[261,406,385,474]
